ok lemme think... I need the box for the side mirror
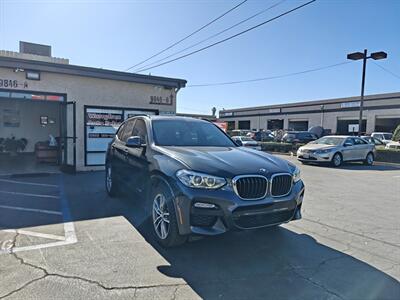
[234,140,243,146]
[344,142,353,147]
[126,136,142,148]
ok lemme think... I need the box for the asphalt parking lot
[0,155,399,300]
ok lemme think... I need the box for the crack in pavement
[303,218,400,249]
[286,260,346,300]
[1,238,188,299]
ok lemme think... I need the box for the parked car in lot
[253,130,276,142]
[297,135,376,167]
[231,136,261,150]
[105,116,305,247]
[282,131,318,144]
[371,132,393,145]
[385,141,400,150]
[361,136,384,146]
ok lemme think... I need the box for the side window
[344,138,354,145]
[132,119,148,144]
[116,123,125,140]
[354,137,367,145]
[121,120,135,142]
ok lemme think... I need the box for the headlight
[293,167,301,183]
[176,170,226,189]
[315,148,333,154]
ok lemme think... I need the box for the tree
[393,124,400,141]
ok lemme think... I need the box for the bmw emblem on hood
[259,168,267,173]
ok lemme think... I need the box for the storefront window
[85,106,157,166]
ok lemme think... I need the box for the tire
[105,163,121,197]
[149,181,187,247]
[331,153,342,167]
[364,152,374,166]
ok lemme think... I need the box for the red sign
[213,122,227,132]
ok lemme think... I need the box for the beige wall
[0,66,178,171]
[0,99,60,152]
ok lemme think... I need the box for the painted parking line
[0,204,62,215]
[1,222,76,254]
[0,178,59,188]
[0,190,59,199]
[0,175,77,254]
[2,229,65,241]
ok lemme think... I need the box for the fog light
[194,202,216,209]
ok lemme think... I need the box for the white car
[371,132,393,145]
[385,141,400,150]
[231,136,261,151]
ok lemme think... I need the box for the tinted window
[116,123,126,140]
[121,120,135,142]
[383,133,393,140]
[132,119,147,144]
[152,119,236,147]
[354,137,367,145]
[345,138,355,145]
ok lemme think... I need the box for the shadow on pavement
[1,171,399,299]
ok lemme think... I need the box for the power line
[372,61,400,80]
[135,0,287,72]
[125,0,248,71]
[187,61,351,87]
[135,0,317,73]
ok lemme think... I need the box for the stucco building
[0,42,186,174]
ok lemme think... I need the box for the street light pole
[358,49,368,136]
[347,49,387,136]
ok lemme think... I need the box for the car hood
[159,146,291,178]
[300,144,338,150]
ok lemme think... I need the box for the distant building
[176,112,217,121]
[219,92,400,135]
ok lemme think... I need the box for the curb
[374,161,400,167]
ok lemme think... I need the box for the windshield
[313,136,344,146]
[152,119,236,147]
[383,133,393,140]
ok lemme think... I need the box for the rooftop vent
[19,41,51,57]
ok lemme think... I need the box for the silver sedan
[297,136,376,167]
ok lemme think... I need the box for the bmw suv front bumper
[171,179,305,236]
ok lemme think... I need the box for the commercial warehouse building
[0,42,186,174]
[219,92,400,135]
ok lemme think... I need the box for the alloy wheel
[333,154,341,167]
[152,193,170,240]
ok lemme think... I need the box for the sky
[0,0,399,115]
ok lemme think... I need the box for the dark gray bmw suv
[105,116,305,247]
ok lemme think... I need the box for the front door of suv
[126,119,150,195]
[113,119,135,186]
